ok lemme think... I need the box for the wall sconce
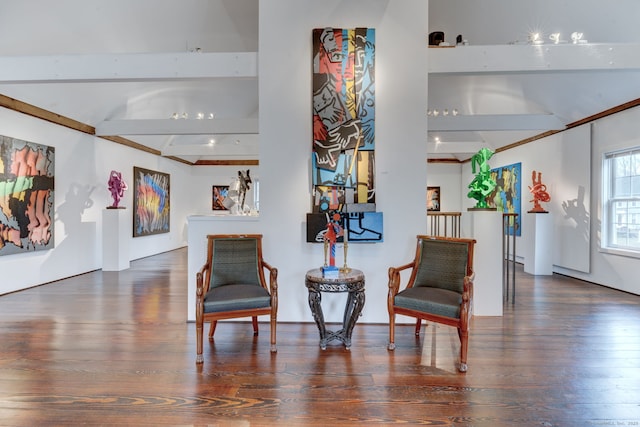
[529,32,544,44]
[571,32,587,44]
[549,33,561,44]
[428,108,459,117]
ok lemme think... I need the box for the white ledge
[96,118,259,136]
[428,43,640,74]
[0,52,258,83]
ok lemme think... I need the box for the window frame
[601,146,640,258]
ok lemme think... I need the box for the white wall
[259,0,429,323]
[426,162,462,213]
[0,106,198,295]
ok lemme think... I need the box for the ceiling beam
[0,52,257,83]
[428,114,565,131]
[195,159,259,166]
[429,43,640,74]
[428,141,488,154]
[95,118,259,136]
[0,93,94,134]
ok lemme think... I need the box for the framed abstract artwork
[0,135,55,255]
[486,162,522,236]
[309,27,381,243]
[212,185,229,211]
[133,166,170,237]
[427,186,440,211]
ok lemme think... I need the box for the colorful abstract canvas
[310,27,380,243]
[0,136,55,255]
[486,162,522,236]
[133,166,170,237]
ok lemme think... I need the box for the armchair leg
[270,311,277,353]
[388,314,396,350]
[252,316,259,336]
[208,320,217,340]
[458,327,469,373]
[196,320,204,364]
[414,319,422,336]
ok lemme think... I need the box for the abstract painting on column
[310,27,381,243]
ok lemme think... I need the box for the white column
[524,213,554,275]
[102,208,130,271]
[468,210,503,316]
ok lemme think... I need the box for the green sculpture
[467,147,497,209]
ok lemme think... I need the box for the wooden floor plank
[1,247,640,426]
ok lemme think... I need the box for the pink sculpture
[528,170,550,213]
[107,170,128,208]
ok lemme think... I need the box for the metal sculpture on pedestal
[528,170,551,213]
[467,148,497,209]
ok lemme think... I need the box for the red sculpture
[528,170,550,213]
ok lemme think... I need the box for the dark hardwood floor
[1,248,639,426]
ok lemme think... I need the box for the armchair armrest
[261,260,278,296]
[196,262,211,301]
[387,261,416,296]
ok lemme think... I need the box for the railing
[427,212,461,238]
[503,213,518,304]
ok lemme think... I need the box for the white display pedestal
[187,215,261,321]
[524,213,554,275]
[102,208,130,271]
[468,209,503,316]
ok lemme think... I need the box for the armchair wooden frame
[196,234,278,364]
[387,235,475,372]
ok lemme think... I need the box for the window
[602,147,640,256]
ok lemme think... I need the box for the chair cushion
[394,286,461,319]
[414,239,468,293]
[204,284,271,313]
[210,238,261,289]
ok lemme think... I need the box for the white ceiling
[1,0,639,163]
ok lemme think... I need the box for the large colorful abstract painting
[309,27,382,243]
[0,136,55,255]
[486,162,522,236]
[133,166,170,237]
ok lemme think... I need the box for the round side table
[305,268,365,350]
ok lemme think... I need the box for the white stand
[102,208,130,271]
[524,213,554,275]
[468,210,503,316]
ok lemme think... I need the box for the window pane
[614,155,631,177]
[613,176,630,196]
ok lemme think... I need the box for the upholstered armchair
[196,234,278,364]
[387,235,476,372]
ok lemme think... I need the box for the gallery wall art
[0,136,55,255]
[427,186,440,211]
[486,162,522,236]
[308,27,382,243]
[133,166,170,237]
[212,185,229,211]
